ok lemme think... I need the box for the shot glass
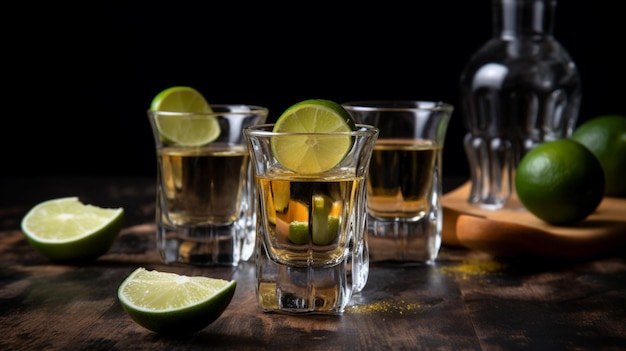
[148,105,268,266]
[342,101,453,264]
[244,124,378,314]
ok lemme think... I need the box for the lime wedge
[118,267,236,335]
[21,197,124,262]
[312,194,338,245]
[150,86,220,146]
[271,99,356,173]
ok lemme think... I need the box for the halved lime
[150,86,220,146]
[21,197,124,262]
[118,267,236,335]
[271,99,357,174]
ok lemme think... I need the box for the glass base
[256,238,355,314]
[157,222,252,266]
[366,214,441,264]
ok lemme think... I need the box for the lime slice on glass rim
[271,99,357,174]
[118,267,236,335]
[150,86,221,146]
[21,197,124,262]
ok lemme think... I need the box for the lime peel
[515,139,605,225]
[571,114,626,197]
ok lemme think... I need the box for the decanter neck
[493,0,556,39]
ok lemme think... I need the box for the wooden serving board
[442,181,626,259]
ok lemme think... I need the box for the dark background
[5,1,624,180]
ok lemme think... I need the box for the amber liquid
[255,169,365,313]
[156,146,250,266]
[367,139,440,220]
[257,170,363,265]
[158,146,248,225]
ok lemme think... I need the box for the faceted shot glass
[244,124,378,314]
[342,101,453,264]
[148,105,268,266]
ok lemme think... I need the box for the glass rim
[147,104,269,116]
[244,123,379,136]
[341,100,454,113]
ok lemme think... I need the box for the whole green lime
[515,139,605,225]
[571,114,626,197]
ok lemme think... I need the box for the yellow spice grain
[347,299,422,314]
[439,259,505,280]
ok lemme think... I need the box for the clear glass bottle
[459,0,582,209]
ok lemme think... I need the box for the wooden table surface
[1,176,625,350]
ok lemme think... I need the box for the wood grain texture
[1,176,625,350]
[443,181,626,258]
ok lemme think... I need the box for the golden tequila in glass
[148,105,268,266]
[256,171,363,312]
[158,147,248,225]
[368,140,440,219]
[343,101,453,264]
[156,146,249,264]
[245,124,377,314]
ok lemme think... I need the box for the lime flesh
[271,99,356,174]
[21,197,124,262]
[150,86,220,146]
[118,267,236,335]
[150,86,212,112]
